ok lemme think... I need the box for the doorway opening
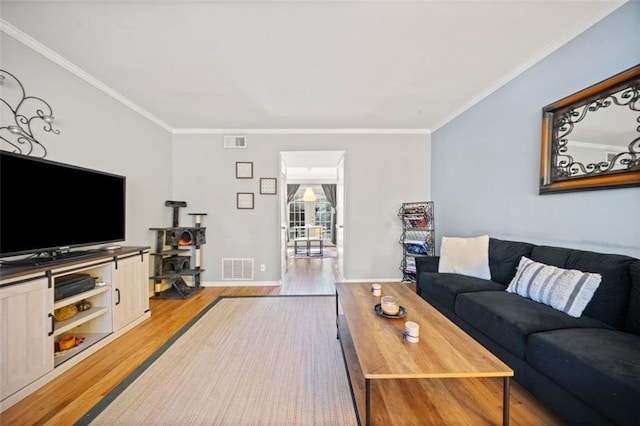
[279,151,345,284]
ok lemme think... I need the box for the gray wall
[2,28,432,284]
[1,34,173,251]
[171,133,431,283]
[431,1,640,258]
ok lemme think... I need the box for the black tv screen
[0,151,126,258]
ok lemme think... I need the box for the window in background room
[314,197,332,241]
[288,185,333,242]
[289,198,305,239]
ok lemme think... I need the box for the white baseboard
[202,281,281,287]
[339,278,405,283]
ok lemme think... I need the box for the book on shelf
[402,205,427,215]
[405,257,416,273]
[403,240,429,255]
[402,214,430,228]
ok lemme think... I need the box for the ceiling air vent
[222,258,254,280]
[224,135,247,149]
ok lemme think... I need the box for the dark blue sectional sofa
[415,237,640,425]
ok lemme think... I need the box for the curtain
[287,184,300,204]
[322,184,337,245]
[321,184,336,208]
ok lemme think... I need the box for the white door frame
[279,159,288,278]
[279,151,345,281]
[336,154,345,276]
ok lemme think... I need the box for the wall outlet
[260,264,266,272]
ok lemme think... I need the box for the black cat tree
[150,200,207,299]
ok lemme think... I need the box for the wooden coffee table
[336,282,514,425]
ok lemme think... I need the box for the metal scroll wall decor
[540,64,640,194]
[0,69,59,158]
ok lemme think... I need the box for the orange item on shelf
[58,334,76,350]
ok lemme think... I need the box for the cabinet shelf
[53,306,109,336]
[54,332,110,367]
[53,286,109,310]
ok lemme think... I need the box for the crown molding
[430,1,627,132]
[172,128,431,135]
[0,19,173,133]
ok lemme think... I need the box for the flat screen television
[0,150,126,264]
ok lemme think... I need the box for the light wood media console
[0,247,151,411]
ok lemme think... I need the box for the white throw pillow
[506,256,601,318]
[438,235,491,280]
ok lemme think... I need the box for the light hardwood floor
[0,251,340,425]
[1,251,563,425]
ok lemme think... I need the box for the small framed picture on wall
[260,178,277,195]
[237,192,254,209]
[236,161,253,179]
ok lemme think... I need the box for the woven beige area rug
[80,296,357,425]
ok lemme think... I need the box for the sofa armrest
[416,256,440,274]
[415,256,439,296]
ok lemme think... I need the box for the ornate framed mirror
[539,64,640,194]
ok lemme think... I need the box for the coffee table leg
[503,377,510,426]
[335,291,339,339]
[366,379,371,426]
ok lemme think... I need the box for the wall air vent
[222,258,254,280]
[224,135,247,149]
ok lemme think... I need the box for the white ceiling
[0,0,627,132]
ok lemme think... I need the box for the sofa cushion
[531,246,636,329]
[626,260,640,335]
[455,291,612,358]
[506,256,601,318]
[488,238,535,285]
[438,235,491,279]
[418,272,503,312]
[526,328,640,426]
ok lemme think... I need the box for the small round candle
[381,296,399,315]
[405,321,419,337]
[371,283,381,296]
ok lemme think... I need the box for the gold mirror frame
[539,64,640,194]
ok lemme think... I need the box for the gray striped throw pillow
[506,256,602,318]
